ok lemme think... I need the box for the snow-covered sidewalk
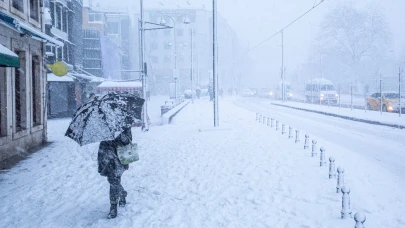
[0,99,404,227]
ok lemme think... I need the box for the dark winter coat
[98,128,132,177]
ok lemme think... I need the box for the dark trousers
[107,175,125,204]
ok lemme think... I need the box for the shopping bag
[117,143,139,165]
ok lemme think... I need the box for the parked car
[258,88,275,98]
[366,92,405,112]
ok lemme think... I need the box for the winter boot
[108,204,118,219]
[119,191,127,207]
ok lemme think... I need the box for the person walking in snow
[97,127,132,219]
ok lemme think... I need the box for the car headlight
[270,92,273,95]
[288,93,292,97]
[320,94,324,97]
[388,105,394,111]
[335,94,339,97]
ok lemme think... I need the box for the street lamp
[159,14,190,101]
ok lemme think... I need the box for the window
[107,22,119,35]
[0,67,7,136]
[56,5,62,30]
[151,56,158,64]
[12,0,24,12]
[14,51,27,132]
[89,13,103,22]
[150,42,158,51]
[57,47,62,61]
[177,29,184,36]
[63,8,68,33]
[30,0,39,21]
[31,55,41,126]
[164,43,172,50]
[164,55,172,63]
[50,2,55,26]
[63,44,68,62]
[164,30,171,36]
[178,55,185,63]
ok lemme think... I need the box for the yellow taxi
[366,92,404,112]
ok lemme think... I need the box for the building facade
[82,6,122,80]
[0,0,62,164]
[133,8,241,95]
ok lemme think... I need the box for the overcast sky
[93,0,405,87]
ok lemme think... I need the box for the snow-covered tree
[316,3,390,82]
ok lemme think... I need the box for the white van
[305,78,338,103]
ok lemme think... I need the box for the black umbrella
[65,92,145,146]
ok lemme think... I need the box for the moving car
[305,78,338,103]
[366,92,405,112]
[241,88,255,97]
[258,88,275,98]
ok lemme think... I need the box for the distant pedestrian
[196,88,201,99]
[208,86,213,101]
[98,128,132,219]
[146,91,151,101]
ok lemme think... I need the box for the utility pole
[281,30,285,102]
[190,28,194,104]
[213,0,219,127]
[399,67,402,117]
[139,0,148,131]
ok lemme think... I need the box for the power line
[248,0,327,53]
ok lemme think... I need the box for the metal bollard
[282,124,286,134]
[329,157,336,179]
[304,134,309,149]
[267,117,270,126]
[341,186,352,219]
[336,166,344,193]
[354,212,366,228]
[271,118,274,128]
[259,114,262,123]
[311,140,317,157]
[320,147,326,167]
[263,116,266,124]
[276,120,279,130]
[288,127,293,139]
[295,129,300,143]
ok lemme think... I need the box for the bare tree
[316,3,390,82]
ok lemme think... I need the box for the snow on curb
[271,103,405,129]
[161,100,190,124]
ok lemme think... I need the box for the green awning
[0,44,19,67]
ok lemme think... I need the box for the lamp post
[139,0,172,131]
[160,14,190,101]
[213,0,219,127]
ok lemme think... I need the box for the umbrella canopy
[65,92,145,146]
[0,44,19,67]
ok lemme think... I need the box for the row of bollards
[255,113,366,227]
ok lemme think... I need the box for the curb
[162,100,190,124]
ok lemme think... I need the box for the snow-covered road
[233,97,405,180]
